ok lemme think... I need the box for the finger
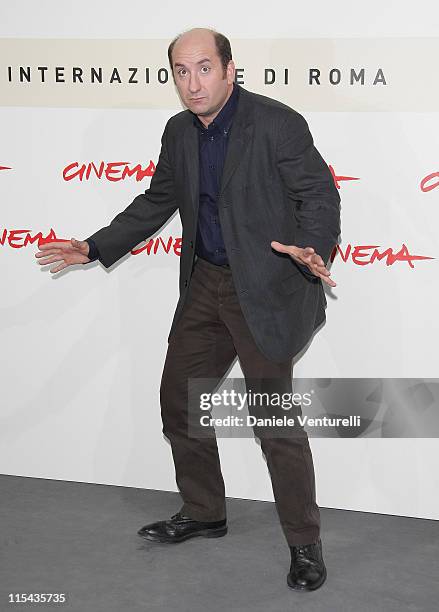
[314,266,331,277]
[314,257,325,267]
[296,258,335,284]
[308,254,329,270]
[37,255,66,265]
[308,252,324,265]
[300,255,317,268]
[304,259,331,277]
[318,271,336,287]
[272,241,299,257]
[35,249,62,258]
[314,263,331,275]
[271,240,291,253]
[37,241,70,251]
[49,262,68,273]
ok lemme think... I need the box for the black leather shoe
[137,511,227,543]
[287,537,327,591]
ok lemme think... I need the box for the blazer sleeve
[276,111,341,279]
[85,119,179,269]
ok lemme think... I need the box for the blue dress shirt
[191,81,239,266]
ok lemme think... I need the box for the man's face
[171,31,235,126]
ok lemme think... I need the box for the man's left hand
[271,241,336,287]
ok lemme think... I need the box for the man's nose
[188,72,201,94]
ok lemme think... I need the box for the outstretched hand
[35,238,92,274]
[271,241,336,287]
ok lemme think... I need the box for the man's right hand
[35,238,92,273]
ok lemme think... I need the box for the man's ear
[227,60,236,84]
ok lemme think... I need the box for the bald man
[36,27,340,592]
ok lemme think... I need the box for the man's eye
[201,66,210,73]
[178,69,187,76]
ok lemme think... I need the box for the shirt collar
[192,82,240,133]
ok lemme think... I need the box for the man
[36,28,340,592]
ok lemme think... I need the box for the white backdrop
[1,1,438,521]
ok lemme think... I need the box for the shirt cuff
[295,261,319,281]
[85,238,100,262]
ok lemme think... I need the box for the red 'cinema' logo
[420,172,439,192]
[1,163,435,269]
[61,161,358,188]
[330,243,433,268]
[0,229,434,269]
[328,165,359,189]
[63,161,156,182]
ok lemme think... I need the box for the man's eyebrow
[174,58,212,68]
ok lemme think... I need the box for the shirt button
[210,136,214,141]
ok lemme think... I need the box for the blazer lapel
[219,88,254,197]
[219,122,253,197]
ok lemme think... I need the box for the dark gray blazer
[87,84,341,363]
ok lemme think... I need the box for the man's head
[168,28,235,126]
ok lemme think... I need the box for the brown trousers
[159,256,321,546]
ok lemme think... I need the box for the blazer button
[190,241,194,248]
[184,280,188,287]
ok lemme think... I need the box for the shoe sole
[138,526,228,543]
[287,565,327,591]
